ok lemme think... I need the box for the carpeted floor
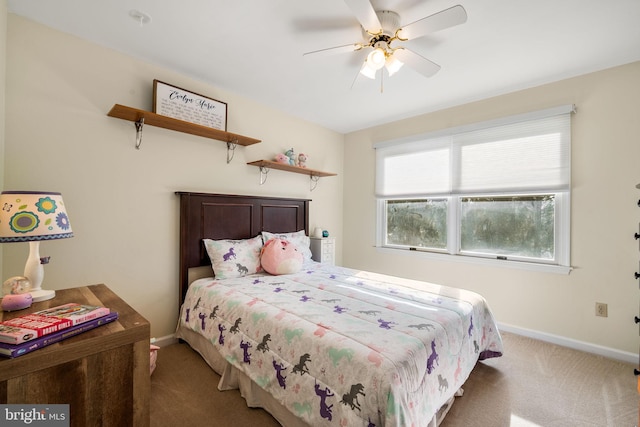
[150,332,638,426]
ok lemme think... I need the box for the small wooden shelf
[247,160,336,177]
[247,160,337,191]
[108,104,261,146]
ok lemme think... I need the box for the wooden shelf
[108,104,261,146]
[247,160,337,177]
[247,160,336,191]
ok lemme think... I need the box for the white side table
[310,237,335,265]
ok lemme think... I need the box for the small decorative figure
[285,148,296,165]
[297,153,308,168]
[2,276,32,295]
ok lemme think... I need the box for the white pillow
[261,230,312,261]
[203,235,263,279]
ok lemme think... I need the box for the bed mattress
[176,262,502,426]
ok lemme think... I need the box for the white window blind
[375,106,574,197]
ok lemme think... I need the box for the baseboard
[498,322,637,364]
[151,334,179,348]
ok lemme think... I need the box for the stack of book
[0,303,118,358]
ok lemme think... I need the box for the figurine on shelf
[274,153,289,164]
[297,153,308,168]
[285,148,296,166]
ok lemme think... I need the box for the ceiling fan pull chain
[350,69,360,90]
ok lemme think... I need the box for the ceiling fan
[303,0,467,82]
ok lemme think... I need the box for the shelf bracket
[227,139,238,164]
[134,117,144,149]
[310,175,320,191]
[258,166,269,185]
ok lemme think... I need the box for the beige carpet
[150,332,638,426]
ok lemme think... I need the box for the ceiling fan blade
[292,17,360,33]
[344,0,382,33]
[303,43,363,58]
[397,5,467,41]
[393,48,441,78]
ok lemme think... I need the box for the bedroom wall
[343,61,640,356]
[2,15,344,338]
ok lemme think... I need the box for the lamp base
[30,289,56,302]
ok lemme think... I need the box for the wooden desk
[0,284,150,427]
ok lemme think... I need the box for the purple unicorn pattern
[240,340,252,364]
[223,247,236,261]
[427,339,439,374]
[314,382,334,421]
[377,318,397,329]
[273,360,287,389]
[218,324,226,345]
[333,305,348,314]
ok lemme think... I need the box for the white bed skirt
[175,325,459,427]
[177,325,310,427]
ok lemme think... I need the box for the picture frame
[152,79,227,131]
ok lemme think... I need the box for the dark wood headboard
[176,192,310,307]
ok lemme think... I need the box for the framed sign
[153,79,227,131]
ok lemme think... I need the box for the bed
[174,192,503,427]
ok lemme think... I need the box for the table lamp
[0,191,73,301]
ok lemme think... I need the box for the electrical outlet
[595,302,608,317]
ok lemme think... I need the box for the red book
[0,303,110,344]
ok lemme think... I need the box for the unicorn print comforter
[177,262,503,426]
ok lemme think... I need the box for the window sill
[375,246,572,275]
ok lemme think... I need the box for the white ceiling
[7,0,640,134]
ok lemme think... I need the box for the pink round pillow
[261,238,303,275]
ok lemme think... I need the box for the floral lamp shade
[0,191,73,241]
[0,191,73,302]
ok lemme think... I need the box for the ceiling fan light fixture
[359,62,377,79]
[306,2,468,86]
[366,48,386,70]
[385,54,403,76]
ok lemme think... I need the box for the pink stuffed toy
[261,238,303,275]
[274,153,289,164]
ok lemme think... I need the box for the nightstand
[0,284,150,427]
[310,237,335,265]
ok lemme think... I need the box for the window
[386,198,448,250]
[375,105,574,268]
[459,195,556,260]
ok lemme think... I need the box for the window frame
[374,106,574,274]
